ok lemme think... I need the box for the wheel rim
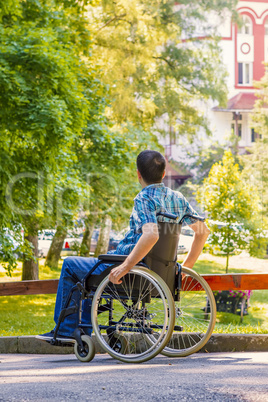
[78,342,89,358]
[92,268,172,363]
[162,267,216,357]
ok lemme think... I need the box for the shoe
[35,330,75,344]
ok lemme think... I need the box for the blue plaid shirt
[114,183,198,255]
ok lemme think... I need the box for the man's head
[136,150,166,185]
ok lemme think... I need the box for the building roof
[212,92,258,112]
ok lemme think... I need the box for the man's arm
[109,222,159,284]
[182,220,210,268]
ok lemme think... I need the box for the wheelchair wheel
[108,333,128,354]
[91,267,175,363]
[161,266,216,357]
[74,335,95,362]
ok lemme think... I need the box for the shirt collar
[141,183,165,192]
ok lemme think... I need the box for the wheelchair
[51,212,216,364]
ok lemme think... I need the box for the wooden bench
[0,273,268,296]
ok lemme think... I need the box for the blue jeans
[54,256,108,337]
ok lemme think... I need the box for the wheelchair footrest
[50,338,75,347]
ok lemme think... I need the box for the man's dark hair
[137,150,166,184]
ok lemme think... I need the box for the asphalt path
[0,352,267,401]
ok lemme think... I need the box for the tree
[196,150,263,272]
[0,0,100,278]
[87,0,238,138]
[244,68,268,223]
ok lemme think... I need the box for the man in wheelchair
[36,150,210,361]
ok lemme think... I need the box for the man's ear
[137,170,142,180]
[162,170,166,179]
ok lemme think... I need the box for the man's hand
[109,264,131,285]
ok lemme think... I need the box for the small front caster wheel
[74,335,95,362]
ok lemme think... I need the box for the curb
[0,334,267,354]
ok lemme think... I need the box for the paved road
[0,352,267,401]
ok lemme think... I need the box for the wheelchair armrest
[98,254,128,262]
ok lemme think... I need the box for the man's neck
[140,181,163,189]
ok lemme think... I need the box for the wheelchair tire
[74,335,95,363]
[161,266,216,357]
[91,267,175,363]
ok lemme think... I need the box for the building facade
[160,1,268,160]
[211,0,268,152]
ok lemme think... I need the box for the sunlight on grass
[0,258,62,281]
[0,294,56,336]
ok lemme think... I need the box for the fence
[0,273,268,296]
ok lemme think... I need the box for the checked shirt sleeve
[180,195,200,226]
[133,194,157,232]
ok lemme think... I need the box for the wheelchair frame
[49,212,216,363]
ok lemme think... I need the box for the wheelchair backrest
[144,222,181,294]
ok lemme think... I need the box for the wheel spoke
[162,267,216,358]
[92,268,174,363]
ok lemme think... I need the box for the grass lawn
[0,256,267,336]
[0,260,61,336]
[191,259,268,334]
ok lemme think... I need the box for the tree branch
[153,56,175,70]
[97,14,127,32]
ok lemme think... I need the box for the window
[232,113,242,121]
[238,124,242,138]
[231,122,242,138]
[245,63,250,83]
[238,62,252,85]
[251,128,255,142]
[251,129,262,142]
[238,15,253,35]
[238,63,243,84]
[265,20,268,35]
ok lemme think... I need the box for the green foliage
[197,150,263,271]
[0,0,103,275]
[0,0,241,273]
[88,0,238,138]
[0,230,33,276]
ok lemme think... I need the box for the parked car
[61,233,83,256]
[181,227,194,236]
[177,244,188,254]
[38,229,123,258]
[38,230,55,258]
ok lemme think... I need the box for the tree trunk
[80,221,95,257]
[45,226,67,268]
[94,215,112,257]
[22,234,39,280]
[226,253,229,273]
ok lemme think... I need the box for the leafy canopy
[87,0,238,137]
